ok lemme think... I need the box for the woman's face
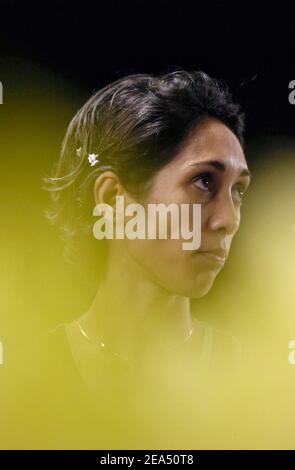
[121,117,251,298]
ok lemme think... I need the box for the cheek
[126,238,183,283]
[224,233,237,252]
[125,237,221,297]
[127,237,184,267]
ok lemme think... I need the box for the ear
[93,171,123,208]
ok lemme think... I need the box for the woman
[44,70,251,445]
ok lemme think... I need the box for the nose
[207,192,240,235]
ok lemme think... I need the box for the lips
[194,248,228,265]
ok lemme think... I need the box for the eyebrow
[188,159,252,178]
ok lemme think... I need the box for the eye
[233,184,248,203]
[192,173,214,192]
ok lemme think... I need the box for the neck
[78,245,193,361]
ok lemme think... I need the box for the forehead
[173,117,247,171]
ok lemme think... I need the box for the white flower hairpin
[76,147,100,167]
[76,147,113,171]
[88,153,100,167]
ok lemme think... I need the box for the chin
[185,271,219,298]
[160,272,217,298]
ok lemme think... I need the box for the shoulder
[192,316,242,377]
[211,325,241,355]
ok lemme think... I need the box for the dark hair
[44,70,245,264]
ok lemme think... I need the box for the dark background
[0,0,294,141]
